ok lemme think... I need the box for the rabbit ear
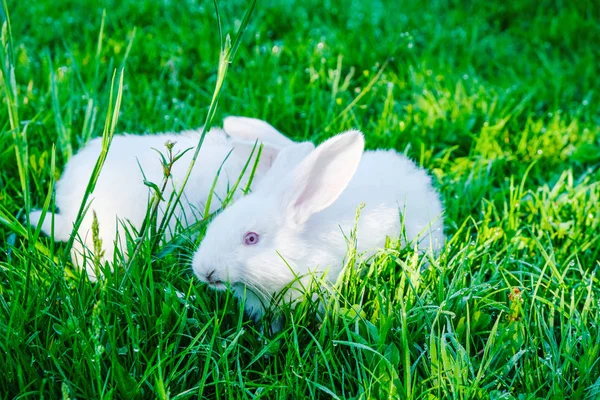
[279,130,365,225]
[223,116,295,148]
[256,141,316,191]
[230,139,285,174]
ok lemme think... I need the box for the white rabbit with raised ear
[192,130,445,320]
[29,118,291,280]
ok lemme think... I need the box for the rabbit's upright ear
[224,116,295,148]
[256,141,315,191]
[279,130,365,225]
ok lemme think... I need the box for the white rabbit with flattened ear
[192,130,445,320]
[29,118,292,280]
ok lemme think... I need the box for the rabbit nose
[206,269,215,281]
[205,269,222,284]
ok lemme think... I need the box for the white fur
[30,117,292,280]
[192,130,446,319]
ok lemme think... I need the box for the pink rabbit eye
[243,232,259,246]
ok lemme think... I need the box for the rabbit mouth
[204,269,227,290]
[209,281,226,290]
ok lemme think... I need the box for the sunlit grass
[1,0,599,398]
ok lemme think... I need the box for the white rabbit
[192,130,445,320]
[29,118,291,280]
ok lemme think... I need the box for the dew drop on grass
[133,346,140,353]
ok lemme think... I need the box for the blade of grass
[1,11,32,238]
[124,0,259,272]
[63,68,125,259]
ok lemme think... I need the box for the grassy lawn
[1,0,599,398]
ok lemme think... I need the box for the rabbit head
[192,130,365,314]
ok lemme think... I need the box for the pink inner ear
[293,180,316,211]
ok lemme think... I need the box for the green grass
[1,0,600,398]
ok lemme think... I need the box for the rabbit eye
[243,232,259,246]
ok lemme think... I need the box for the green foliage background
[1,0,599,398]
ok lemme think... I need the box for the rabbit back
[305,149,445,258]
[44,129,241,273]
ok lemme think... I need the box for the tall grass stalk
[126,0,258,268]
[62,69,125,258]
